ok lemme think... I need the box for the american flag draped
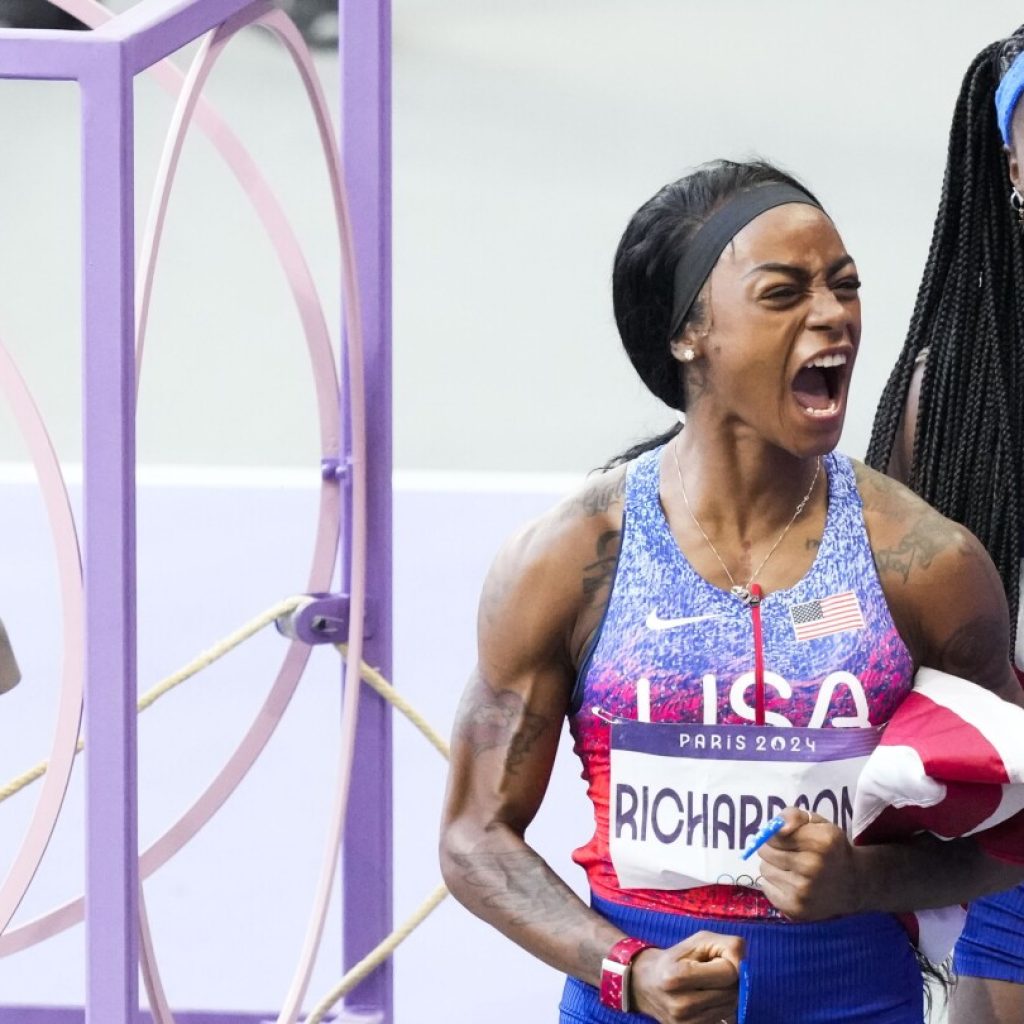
[853,668,1024,961]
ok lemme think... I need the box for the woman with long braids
[440,158,1024,1024]
[867,24,1024,1024]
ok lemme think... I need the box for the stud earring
[1011,187,1024,224]
[682,348,696,363]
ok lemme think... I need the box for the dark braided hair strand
[866,29,1024,651]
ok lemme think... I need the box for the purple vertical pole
[79,47,139,1024]
[340,0,392,1020]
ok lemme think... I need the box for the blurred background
[0,0,1021,477]
[0,1,1020,1020]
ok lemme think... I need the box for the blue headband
[996,50,1024,144]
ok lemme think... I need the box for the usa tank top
[568,446,914,920]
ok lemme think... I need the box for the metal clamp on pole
[321,456,351,482]
[275,593,374,645]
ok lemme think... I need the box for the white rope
[303,882,449,1024]
[299,647,451,1024]
[337,644,450,759]
[0,596,306,805]
[0,598,454,1024]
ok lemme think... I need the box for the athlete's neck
[666,428,825,541]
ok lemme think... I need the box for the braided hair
[605,159,818,468]
[866,27,1024,651]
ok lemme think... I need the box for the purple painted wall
[0,475,591,1021]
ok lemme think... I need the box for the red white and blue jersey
[568,447,914,920]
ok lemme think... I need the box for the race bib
[608,722,879,890]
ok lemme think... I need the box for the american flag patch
[789,591,865,641]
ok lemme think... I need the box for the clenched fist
[629,930,746,1024]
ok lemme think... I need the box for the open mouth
[791,352,848,418]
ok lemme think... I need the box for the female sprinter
[868,25,1024,1024]
[441,159,1024,1024]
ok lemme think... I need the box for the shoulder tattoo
[560,470,626,522]
[872,514,951,584]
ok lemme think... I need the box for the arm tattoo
[582,530,621,607]
[456,674,551,774]
[449,850,579,928]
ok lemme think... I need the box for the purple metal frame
[340,2,392,1020]
[0,1,392,1022]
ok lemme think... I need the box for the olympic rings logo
[715,873,763,889]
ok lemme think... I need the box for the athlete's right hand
[629,931,746,1024]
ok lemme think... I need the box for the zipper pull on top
[749,583,766,725]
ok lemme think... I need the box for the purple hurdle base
[0,1010,336,1023]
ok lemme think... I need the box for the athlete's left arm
[856,461,1024,706]
[758,465,1024,920]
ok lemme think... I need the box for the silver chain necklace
[671,443,821,606]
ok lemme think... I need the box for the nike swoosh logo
[645,611,721,631]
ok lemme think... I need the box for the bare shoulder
[478,464,628,672]
[852,461,1018,699]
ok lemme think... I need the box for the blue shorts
[559,894,923,1024]
[955,885,1024,984]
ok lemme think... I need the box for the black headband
[668,183,822,340]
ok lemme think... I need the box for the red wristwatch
[599,936,656,1013]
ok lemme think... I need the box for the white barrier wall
[0,471,592,1021]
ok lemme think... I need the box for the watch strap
[599,936,655,1013]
